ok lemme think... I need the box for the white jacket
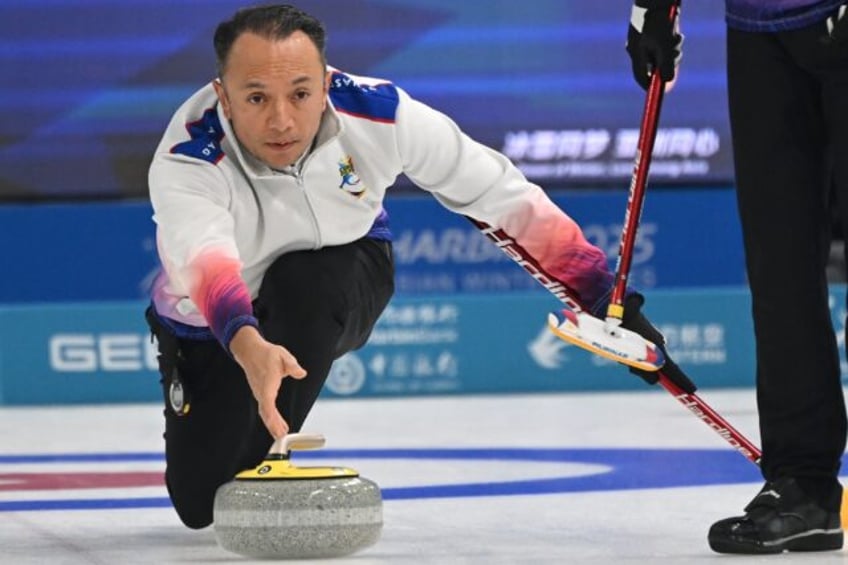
[149,70,611,347]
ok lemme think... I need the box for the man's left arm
[393,89,613,315]
[392,88,696,392]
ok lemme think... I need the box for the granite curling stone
[213,433,383,559]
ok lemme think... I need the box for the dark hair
[213,4,327,76]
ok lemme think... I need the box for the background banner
[0,189,746,303]
[386,189,746,294]
[1,0,729,199]
[4,285,842,406]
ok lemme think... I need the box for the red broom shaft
[609,75,665,313]
[657,373,762,466]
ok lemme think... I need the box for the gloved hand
[626,0,683,90]
[621,292,697,394]
[823,4,848,44]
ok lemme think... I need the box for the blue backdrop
[1,0,730,199]
[2,285,847,405]
[0,189,746,303]
[0,289,759,405]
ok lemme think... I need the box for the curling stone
[213,433,382,559]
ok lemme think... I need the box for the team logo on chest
[337,155,366,198]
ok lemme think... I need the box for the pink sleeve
[470,193,614,315]
[187,249,259,351]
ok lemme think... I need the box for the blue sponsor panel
[2,189,743,304]
[0,302,160,405]
[326,283,845,396]
[322,288,760,398]
[0,201,159,303]
[386,188,746,294]
[8,285,838,405]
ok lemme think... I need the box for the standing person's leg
[825,15,848,409]
[728,26,842,504]
[708,24,844,554]
[821,8,848,510]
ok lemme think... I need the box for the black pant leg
[727,25,845,507]
[146,308,259,529]
[254,237,394,434]
[825,28,848,379]
[820,18,848,502]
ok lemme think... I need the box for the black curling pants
[727,22,848,509]
[146,237,394,528]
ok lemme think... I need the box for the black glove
[620,292,697,394]
[822,4,848,44]
[626,0,683,90]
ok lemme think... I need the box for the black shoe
[708,477,843,554]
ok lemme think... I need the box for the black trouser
[727,22,848,509]
[146,237,394,528]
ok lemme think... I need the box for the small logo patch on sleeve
[170,107,226,164]
[329,72,399,124]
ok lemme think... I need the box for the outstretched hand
[229,326,307,439]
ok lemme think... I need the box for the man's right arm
[149,155,307,439]
[149,155,257,351]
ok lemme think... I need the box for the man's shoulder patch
[170,107,225,164]
[329,71,398,124]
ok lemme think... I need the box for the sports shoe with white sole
[708,477,843,554]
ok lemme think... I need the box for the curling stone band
[215,496,383,528]
[235,457,359,480]
[213,433,383,559]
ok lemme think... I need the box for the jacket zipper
[294,155,323,249]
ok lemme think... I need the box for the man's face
[213,31,329,170]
